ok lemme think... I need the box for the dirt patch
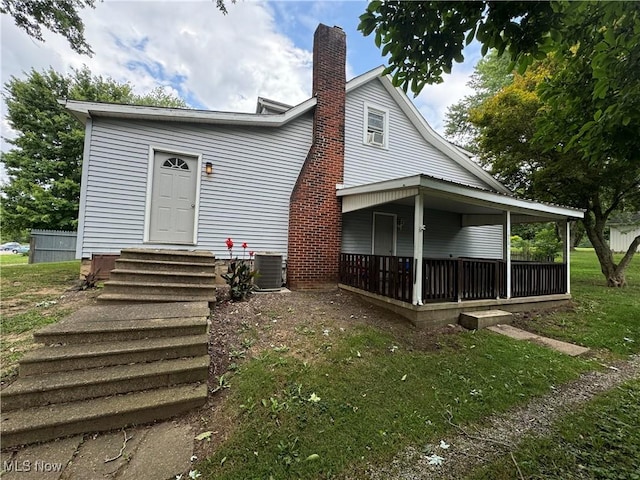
[1,288,100,385]
[206,288,459,380]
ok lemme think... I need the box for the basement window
[363,103,389,149]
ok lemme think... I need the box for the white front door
[373,212,396,256]
[149,152,197,244]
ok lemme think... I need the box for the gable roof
[62,65,507,193]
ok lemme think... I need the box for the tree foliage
[444,51,513,150]
[359,1,558,90]
[1,0,96,55]
[465,53,638,286]
[1,67,186,240]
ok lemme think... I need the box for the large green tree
[444,51,513,151]
[360,1,640,286]
[1,67,186,240]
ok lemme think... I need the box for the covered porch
[337,175,584,327]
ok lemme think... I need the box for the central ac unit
[254,253,283,291]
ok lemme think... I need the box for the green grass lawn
[196,249,639,479]
[0,260,82,380]
[199,330,591,479]
[1,250,636,478]
[516,249,640,356]
[469,378,640,479]
[0,253,29,265]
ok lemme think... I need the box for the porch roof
[337,174,584,223]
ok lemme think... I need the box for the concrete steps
[1,384,207,448]
[3,356,209,410]
[20,335,209,375]
[459,310,514,330]
[1,302,211,449]
[99,248,216,304]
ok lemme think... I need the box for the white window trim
[363,102,390,149]
[372,212,397,256]
[144,145,203,245]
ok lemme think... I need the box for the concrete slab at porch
[487,324,590,356]
[339,284,572,329]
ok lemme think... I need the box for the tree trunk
[569,220,584,251]
[582,210,638,287]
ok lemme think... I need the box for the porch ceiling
[338,174,584,223]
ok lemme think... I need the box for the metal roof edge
[61,97,317,127]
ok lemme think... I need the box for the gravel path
[363,354,640,479]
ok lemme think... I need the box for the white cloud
[1,0,482,167]
[414,68,474,135]
[1,1,313,118]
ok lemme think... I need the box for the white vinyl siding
[343,205,503,259]
[345,79,491,189]
[80,115,312,258]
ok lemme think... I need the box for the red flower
[242,242,248,249]
[249,251,254,257]
[225,238,234,250]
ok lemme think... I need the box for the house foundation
[339,284,572,329]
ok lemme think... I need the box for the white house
[64,24,584,326]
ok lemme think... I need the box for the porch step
[459,310,513,330]
[2,356,209,410]
[20,335,209,375]
[98,248,217,303]
[1,384,207,448]
[119,248,216,265]
[34,316,208,345]
[113,258,217,275]
[108,269,216,285]
[101,281,216,297]
[97,293,216,304]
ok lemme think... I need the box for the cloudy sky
[1,0,482,180]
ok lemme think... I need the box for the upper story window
[363,103,389,149]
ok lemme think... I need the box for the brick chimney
[287,24,346,289]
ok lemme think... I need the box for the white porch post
[504,210,512,299]
[564,220,571,294]
[412,193,424,305]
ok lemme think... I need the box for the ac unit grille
[254,254,283,290]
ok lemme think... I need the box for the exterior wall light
[205,162,213,175]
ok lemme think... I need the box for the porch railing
[511,261,566,297]
[340,254,567,303]
[339,254,413,302]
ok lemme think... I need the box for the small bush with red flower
[222,238,258,301]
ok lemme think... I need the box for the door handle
[191,204,195,208]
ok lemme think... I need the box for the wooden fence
[29,230,77,264]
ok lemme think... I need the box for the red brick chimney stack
[287,24,346,289]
